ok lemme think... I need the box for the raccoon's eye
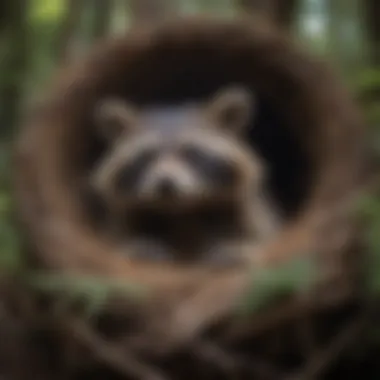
[115,150,158,191]
[181,146,238,186]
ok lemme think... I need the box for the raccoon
[90,86,280,266]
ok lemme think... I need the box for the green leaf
[237,255,317,316]
[26,272,149,317]
[354,68,380,92]
[30,0,65,25]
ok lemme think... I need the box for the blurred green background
[0,0,379,272]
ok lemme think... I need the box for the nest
[7,15,375,380]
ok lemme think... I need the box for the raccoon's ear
[95,99,137,141]
[206,86,254,134]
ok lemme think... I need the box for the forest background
[0,0,379,289]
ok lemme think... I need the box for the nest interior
[14,15,364,272]
[8,15,372,380]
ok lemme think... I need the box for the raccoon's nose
[156,177,177,197]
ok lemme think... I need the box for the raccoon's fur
[91,85,280,266]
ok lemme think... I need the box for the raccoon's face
[92,86,262,209]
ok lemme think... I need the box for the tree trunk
[91,0,114,40]
[55,0,85,64]
[237,0,299,30]
[327,0,366,73]
[129,0,178,24]
[0,2,8,35]
[275,0,299,29]
[0,0,29,138]
[363,0,380,66]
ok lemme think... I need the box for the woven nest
[7,15,374,380]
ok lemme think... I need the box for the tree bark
[327,0,367,73]
[55,0,85,64]
[363,0,380,66]
[129,0,178,24]
[237,0,300,30]
[0,0,29,138]
[91,0,114,40]
[275,0,300,29]
[0,2,8,35]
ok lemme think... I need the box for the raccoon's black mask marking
[115,149,159,192]
[114,144,240,195]
[180,145,238,187]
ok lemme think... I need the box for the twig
[297,317,318,358]
[287,316,367,380]
[192,339,237,374]
[296,305,318,358]
[222,283,354,343]
[193,339,285,380]
[236,353,287,380]
[63,317,168,380]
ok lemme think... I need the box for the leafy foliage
[354,68,380,92]
[238,255,317,315]
[26,272,149,317]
